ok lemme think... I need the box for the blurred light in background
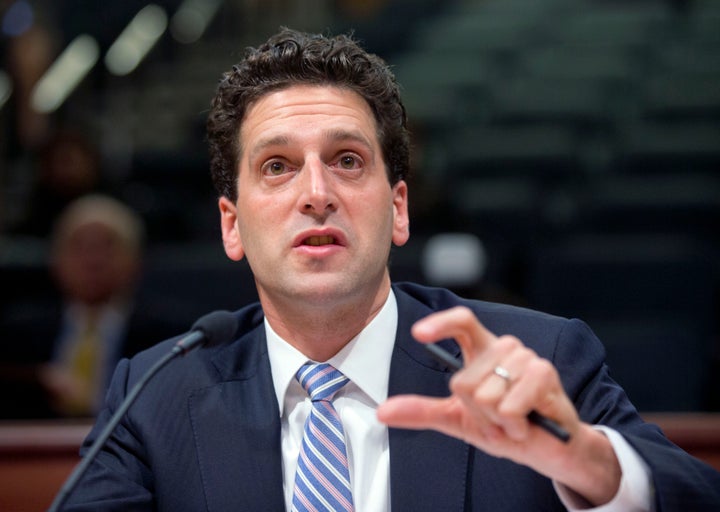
[1,0,34,37]
[105,4,168,76]
[422,233,487,288]
[0,70,12,110]
[170,0,223,44]
[30,35,100,114]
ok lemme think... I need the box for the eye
[263,160,288,176]
[337,154,362,170]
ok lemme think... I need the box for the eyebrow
[324,129,375,155]
[247,134,290,164]
[246,129,376,164]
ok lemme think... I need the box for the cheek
[234,213,269,258]
[355,192,396,237]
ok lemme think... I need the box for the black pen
[425,343,571,443]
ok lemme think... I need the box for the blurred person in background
[0,194,183,418]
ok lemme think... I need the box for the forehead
[239,85,379,151]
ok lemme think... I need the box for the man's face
[54,223,138,305]
[219,85,409,309]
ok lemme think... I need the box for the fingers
[412,306,496,362]
[377,394,503,443]
[405,306,577,451]
[376,395,463,440]
[451,337,542,441]
[412,307,572,443]
[376,395,451,430]
[451,333,527,404]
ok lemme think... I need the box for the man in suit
[64,28,720,510]
[0,194,184,418]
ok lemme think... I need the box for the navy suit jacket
[66,283,720,511]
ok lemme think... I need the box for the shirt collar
[65,301,128,333]
[266,290,398,415]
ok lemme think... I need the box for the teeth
[305,235,334,246]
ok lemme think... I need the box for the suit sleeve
[554,318,720,511]
[63,358,155,511]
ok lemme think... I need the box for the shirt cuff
[553,425,655,512]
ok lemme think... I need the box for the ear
[391,180,410,247]
[219,196,245,261]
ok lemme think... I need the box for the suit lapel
[186,288,472,511]
[188,323,286,511]
[388,287,469,512]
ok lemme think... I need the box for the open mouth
[303,235,336,246]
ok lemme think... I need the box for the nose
[298,157,337,216]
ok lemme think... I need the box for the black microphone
[172,310,239,355]
[47,310,238,512]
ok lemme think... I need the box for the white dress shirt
[265,290,653,511]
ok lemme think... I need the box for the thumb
[377,395,459,433]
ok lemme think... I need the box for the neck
[260,280,392,362]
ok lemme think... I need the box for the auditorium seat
[612,122,720,174]
[572,173,720,242]
[443,124,582,183]
[516,44,641,85]
[485,77,612,132]
[640,74,720,122]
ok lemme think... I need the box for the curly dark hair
[207,28,410,202]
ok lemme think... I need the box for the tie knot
[296,363,349,401]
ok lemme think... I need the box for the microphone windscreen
[191,310,238,347]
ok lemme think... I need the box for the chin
[306,275,386,304]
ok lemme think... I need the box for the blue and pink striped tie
[292,363,354,512]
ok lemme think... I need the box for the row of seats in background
[396,0,719,132]
[395,0,720,194]
[392,0,720,416]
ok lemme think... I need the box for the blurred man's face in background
[53,221,139,305]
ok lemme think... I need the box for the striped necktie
[292,363,354,512]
